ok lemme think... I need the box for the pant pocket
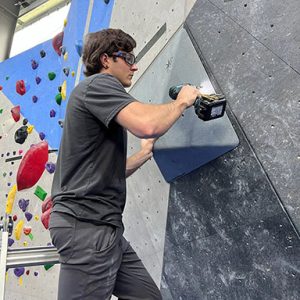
[49,212,76,263]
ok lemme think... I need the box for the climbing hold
[104,0,110,4]
[0,108,3,114]
[75,40,83,57]
[13,215,17,221]
[18,149,23,155]
[34,185,47,201]
[63,52,68,61]
[31,59,39,70]
[35,76,41,84]
[40,50,46,58]
[48,72,56,81]
[15,220,24,240]
[16,141,49,191]
[41,196,53,229]
[44,264,54,271]
[60,46,66,55]
[34,215,39,221]
[18,198,29,212]
[25,212,33,221]
[45,162,55,174]
[0,85,3,91]
[26,270,30,275]
[42,196,53,213]
[23,226,31,235]
[34,271,38,276]
[58,86,62,92]
[39,132,46,140]
[5,184,17,214]
[32,95,38,103]
[61,80,67,100]
[27,125,34,134]
[8,238,14,247]
[16,80,26,95]
[52,32,64,56]
[15,126,28,144]
[23,118,28,125]
[24,227,34,240]
[58,119,64,128]
[50,109,56,117]
[11,106,21,122]
[64,18,67,27]
[23,241,28,247]
[71,71,75,77]
[55,93,62,105]
[5,76,9,80]
[14,267,25,277]
[63,67,70,76]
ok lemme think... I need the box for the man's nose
[131,63,138,71]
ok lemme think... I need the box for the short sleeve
[84,74,137,127]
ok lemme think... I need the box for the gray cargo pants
[49,212,162,300]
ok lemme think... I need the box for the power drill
[169,85,226,121]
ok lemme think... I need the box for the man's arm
[115,85,200,138]
[126,138,156,178]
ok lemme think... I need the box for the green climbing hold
[48,72,56,81]
[5,76,9,80]
[55,93,62,105]
[44,264,54,271]
[34,185,47,201]
[0,108,3,114]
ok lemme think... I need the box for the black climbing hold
[15,126,28,144]
[40,50,46,58]
[23,119,28,125]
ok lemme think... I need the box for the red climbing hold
[41,197,53,229]
[16,80,26,95]
[52,32,64,56]
[11,106,21,122]
[17,141,49,191]
[0,85,3,91]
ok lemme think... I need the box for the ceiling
[0,0,70,30]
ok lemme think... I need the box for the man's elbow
[131,123,161,139]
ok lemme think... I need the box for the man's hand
[126,138,158,178]
[176,85,201,108]
[140,137,157,156]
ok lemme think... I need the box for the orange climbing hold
[52,32,64,56]
[17,141,49,191]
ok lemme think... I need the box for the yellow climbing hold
[15,220,24,240]
[64,18,67,27]
[23,241,28,246]
[19,276,23,286]
[63,52,68,61]
[6,184,17,214]
[61,80,67,100]
[71,71,75,77]
[34,215,39,221]
[27,125,34,134]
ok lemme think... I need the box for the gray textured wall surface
[160,0,300,299]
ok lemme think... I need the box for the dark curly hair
[82,28,136,77]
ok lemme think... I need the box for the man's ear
[100,53,110,69]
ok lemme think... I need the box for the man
[49,28,200,299]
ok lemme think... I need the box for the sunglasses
[112,51,136,65]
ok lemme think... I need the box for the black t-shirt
[51,73,136,227]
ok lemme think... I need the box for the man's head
[82,28,138,87]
